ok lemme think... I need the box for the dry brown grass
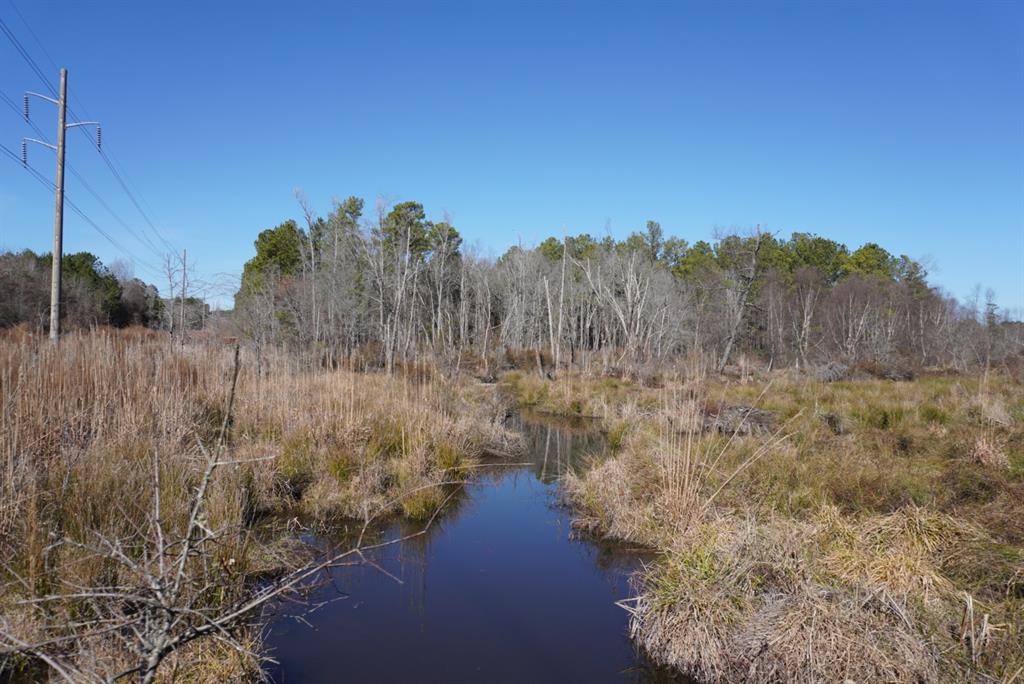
[624,507,1022,682]
[549,364,1024,682]
[0,329,520,680]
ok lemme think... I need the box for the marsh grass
[0,330,520,680]
[544,364,1024,682]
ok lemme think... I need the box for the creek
[264,414,680,683]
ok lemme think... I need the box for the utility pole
[179,250,187,341]
[49,68,67,342]
[22,68,101,342]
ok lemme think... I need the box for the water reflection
[263,415,682,684]
[511,409,608,484]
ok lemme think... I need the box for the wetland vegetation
[1,213,1022,682]
[2,0,1021,679]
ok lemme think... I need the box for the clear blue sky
[1,1,1021,312]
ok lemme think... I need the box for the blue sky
[0,1,1021,312]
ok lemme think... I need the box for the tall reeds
[0,329,520,680]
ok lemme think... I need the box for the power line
[67,166,168,260]
[6,0,60,77]
[0,16,56,97]
[0,142,163,278]
[2,18,162,321]
[62,197,163,277]
[2,8,197,312]
[6,1,168,241]
[79,134,179,255]
[1,87,168,261]
[2,8,181,258]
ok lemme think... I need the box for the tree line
[233,196,1023,374]
[3,198,1018,373]
[0,249,164,330]
[0,246,217,334]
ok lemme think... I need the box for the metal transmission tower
[22,68,101,342]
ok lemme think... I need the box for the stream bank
[263,414,682,683]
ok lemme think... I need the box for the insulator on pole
[96,125,102,150]
[23,94,29,121]
[21,140,26,166]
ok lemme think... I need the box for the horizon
[1,1,1021,314]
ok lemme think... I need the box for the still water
[264,415,680,683]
